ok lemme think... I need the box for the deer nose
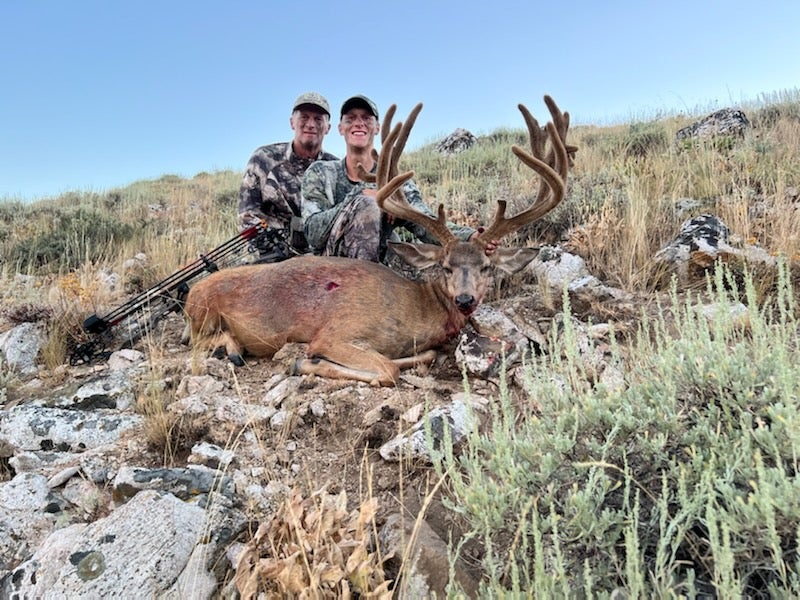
[455,294,476,311]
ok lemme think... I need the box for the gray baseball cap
[340,95,379,120]
[292,92,330,117]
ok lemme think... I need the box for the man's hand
[469,228,499,256]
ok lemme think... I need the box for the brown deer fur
[183,96,573,385]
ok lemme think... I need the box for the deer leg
[187,328,247,366]
[181,323,192,345]
[391,350,438,370]
[292,357,397,386]
[295,344,400,386]
[216,334,246,366]
[220,332,246,366]
[292,353,438,385]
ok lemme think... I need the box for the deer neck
[423,278,470,341]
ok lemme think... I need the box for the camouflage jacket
[301,158,475,252]
[238,142,338,233]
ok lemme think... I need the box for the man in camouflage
[302,95,480,263]
[238,92,338,253]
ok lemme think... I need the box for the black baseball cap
[340,95,379,120]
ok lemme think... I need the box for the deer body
[184,96,574,385]
[184,242,537,385]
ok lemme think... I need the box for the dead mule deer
[183,96,574,385]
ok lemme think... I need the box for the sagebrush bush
[437,263,800,597]
[624,121,668,158]
[4,205,134,272]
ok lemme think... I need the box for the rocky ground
[0,212,772,597]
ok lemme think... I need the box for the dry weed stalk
[234,487,391,599]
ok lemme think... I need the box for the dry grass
[2,90,800,596]
[233,486,391,598]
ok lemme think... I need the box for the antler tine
[543,94,578,167]
[357,104,399,184]
[355,157,376,183]
[477,96,573,245]
[387,103,422,181]
[381,103,397,143]
[356,103,403,184]
[374,103,457,248]
[518,103,552,207]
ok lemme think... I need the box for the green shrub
[438,264,800,597]
[6,206,134,271]
[624,121,668,158]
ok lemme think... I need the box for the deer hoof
[229,353,245,367]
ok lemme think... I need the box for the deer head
[365,96,574,314]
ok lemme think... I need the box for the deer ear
[388,241,444,269]
[492,247,539,274]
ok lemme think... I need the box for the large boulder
[675,108,750,145]
[435,128,477,155]
[1,490,215,599]
[654,213,775,284]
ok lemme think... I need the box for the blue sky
[1,0,798,201]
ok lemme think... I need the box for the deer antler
[369,103,459,249]
[354,103,398,184]
[476,95,575,245]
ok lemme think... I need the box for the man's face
[339,108,379,150]
[290,107,331,153]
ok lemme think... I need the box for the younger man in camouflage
[238,92,338,252]
[301,95,478,263]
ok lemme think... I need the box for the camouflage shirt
[238,142,338,232]
[301,158,475,252]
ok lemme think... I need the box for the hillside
[1,91,800,597]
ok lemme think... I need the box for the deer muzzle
[455,294,477,314]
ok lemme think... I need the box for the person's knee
[352,193,380,220]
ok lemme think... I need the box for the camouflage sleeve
[301,161,342,251]
[262,174,295,223]
[239,161,296,232]
[399,179,476,243]
[238,165,268,231]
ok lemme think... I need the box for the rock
[0,473,58,572]
[675,108,750,144]
[654,214,776,284]
[380,513,479,598]
[529,245,592,288]
[169,543,217,599]
[379,398,480,463]
[175,374,225,398]
[697,301,751,330]
[469,304,526,340]
[435,128,477,155]
[168,393,277,426]
[0,405,143,454]
[455,327,525,379]
[106,348,146,371]
[188,441,235,470]
[112,465,235,505]
[45,369,138,411]
[1,490,214,599]
[456,306,532,378]
[261,375,303,408]
[0,322,42,377]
